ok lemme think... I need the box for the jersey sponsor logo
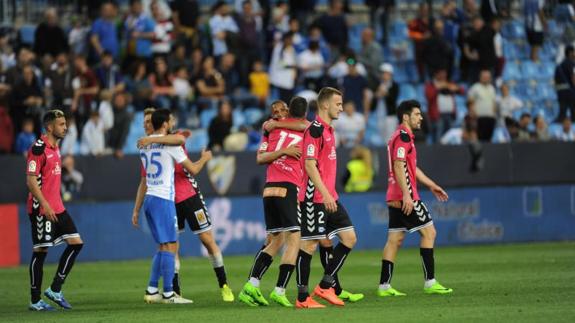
[397,147,405,159]
[307,144,315,157]
[207,155,236,195]
[54,162,61,175]
[195,209,208,225]
[328,146,337,160]
[28,160,37,173]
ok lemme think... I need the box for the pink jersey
[173,146,198,203]
[386,124,420,201]
[259,118,304,186]
[298,116,338,203]
[26,135,66,215]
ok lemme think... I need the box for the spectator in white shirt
[269,32,297,103]
[468,69,497,141]
[298,40,325,92]
[80,110,106,155]
[98,89,114,132]
[172,65,193,127]
[555,117,575,141]
[334,101,366,148]
[496,83,522,123]
[60,117,78,155]
[209,2,239,57]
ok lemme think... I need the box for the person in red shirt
[26,109,84,311]
[237,97,308,307]
[378,99,453,297]
[294,87,359,309]
[134,108,233,302]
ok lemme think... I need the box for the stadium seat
[521,61,540,80]
[539,61,555,80]
[243,107,264,126]
[391,20,408,40]
[398,84,416,101]
[200,108,217,129]
[19,25,36,46]
[502,61,522,81]
[186,128,208,152]
[232,109,246,128]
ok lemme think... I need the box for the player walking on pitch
[26,109,84,311]
[295,87,359,309]
[378,100,453,296]
[137,108,234,302]
[132,109,211,304]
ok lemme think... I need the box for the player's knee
[422,226,437,241]
[388,237,404,249]
[341,233,357,248]
[301,241,318,254]
[319,239,332,248]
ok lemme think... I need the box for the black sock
[420,248,435,281]
[172,273,181,295]
[380,260,394,285]
[214,266,227,287]
[320,243,351,291]
[249,251,273,280]
[30,251,47,303]
[296,250,312,302]
[51,244,83,293]
[276,264,295,289]
[319,245,342,294]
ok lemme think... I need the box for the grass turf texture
[1,242,574,323]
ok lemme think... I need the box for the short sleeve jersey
[139,134,188,201]
[174,145,199,203]
[259,118,304,186]
[298,116,338,203]
[386,125,420,201]
[26,135,65,215]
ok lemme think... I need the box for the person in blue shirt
[124,0,156,62]
[90,2,120,61]
[15,118,36,155]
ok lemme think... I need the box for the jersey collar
[398,124,415,139]
[40,134,56,149]
[315,115,332,130]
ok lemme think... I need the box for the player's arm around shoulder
[264,118,310,133]
[137,133,187,148]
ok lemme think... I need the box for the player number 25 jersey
[139,135,188,201]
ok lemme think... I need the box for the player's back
[140,135,188,201]
[266,121,304,185]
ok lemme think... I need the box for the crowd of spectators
[0,0,574,158]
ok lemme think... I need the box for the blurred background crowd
[0,0,574,159]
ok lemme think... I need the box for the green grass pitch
[1,242,574,323]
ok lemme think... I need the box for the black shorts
[299,201,354,240]
[526,29,544,46]
[263,182,300,233]
[176,194,212,234]
[29,210,80,248]
[388,200,433,233]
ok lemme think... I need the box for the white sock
[147,286,159,294]
[163,291,174,298]
[249,277,260,288]
[274,287,286,296]
[209,253,224,268]
[424,279,436,288]
[379,283,391,290]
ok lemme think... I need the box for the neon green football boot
[338,290,365,302]
[241,282,269,306]
[377,287,407,297]
[424,281,453,294]
[221,284,235,302]
[269,290,293,307]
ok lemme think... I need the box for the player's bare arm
[393,160,414,215]
[137,133,186,148]
[132,177,147,228]
[181,148,212,175]
[305,159,337,213]
[256,145,302,165]
[416,167,449,202]
[26,174,57,222]
[264,119,310,132]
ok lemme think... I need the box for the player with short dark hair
[132,108,212,304]
[378,100,453,297]
[237,97,309,307]
[136,108,234,302]
[295,87,359,309]
[26,109,84,311]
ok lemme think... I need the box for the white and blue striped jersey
[139,134,188,201]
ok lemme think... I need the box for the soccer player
[138,108,234,302]
[237,97,308,307]
[378,99,453,296]
[132,109,212,304]
[26,109,84,311]
[295,87,358,309]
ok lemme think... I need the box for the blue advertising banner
[18,185,575,264]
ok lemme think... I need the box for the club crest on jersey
[397,147,406,158]
[207,155,236,195]
[307,144,315,157]
[28,160,37,173]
